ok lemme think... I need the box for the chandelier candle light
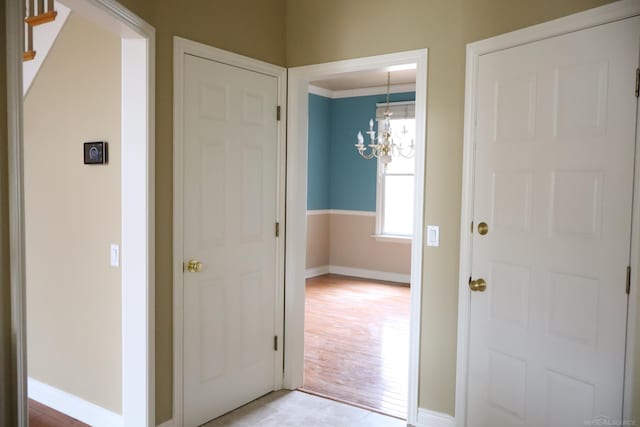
[355,72,415,167]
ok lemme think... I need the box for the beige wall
[23,13,122,413]
[306,213,330,269]
[330,214,411,274]
[306,212,411,275]
[3,1,639,425]
[286,0,619,416]
[0,3,15,425]
[108,1,288,422]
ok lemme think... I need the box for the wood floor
[29,399,89,427]
[302,274,410,419]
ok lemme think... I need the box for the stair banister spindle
[47,0,54,13]
[27,0,35,18]
[25,25,34,60]
[37,0,44,16]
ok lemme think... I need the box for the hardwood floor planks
[302,274,410,419]
[29,399,89,426]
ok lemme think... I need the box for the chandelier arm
[357,146,378,160]
[358,151,377,160]
[394,145,416,158]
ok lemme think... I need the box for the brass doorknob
[478,222,489,236]
[186,260,203,273]
[469,278,486,292]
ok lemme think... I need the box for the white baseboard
[305,265,330,278]
[329,265,410,284]
[305,265,410,283]
[28,377,123,427]
[157,418,175,427]
[416,408,455,427]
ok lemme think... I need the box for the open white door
[180,53,280,427]
[467,16,640,426]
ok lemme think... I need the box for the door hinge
[277,105,281,121]
[275,222,280,237]
[274,335,278,351]
[636,68,640,98]
[626,266,631,294]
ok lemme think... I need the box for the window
[375,101,416,241]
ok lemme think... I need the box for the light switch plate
[110,244,120,267]
[426,225,440,247]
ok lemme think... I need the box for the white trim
[172,36,287,427]
[7,1,29,425]
[372,234,412,244]
[7,1,156,426]
[28,378,123,427]
[328,265,410,284]
[624,21,640,418]
[456,2,640,426]
[305,265,410,283]
[286,48,428,426]
[307,85,334,98]
[121,35,155,427]
[306,209,330,216]
[416,408,455,427]
[308,83,416,99]
[466,0,640,57]
[156,419,175,427]
[305,265,330,279]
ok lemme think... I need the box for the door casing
[172,36,287,427]
[285,49,429,426]
[5,0,156,426]
[6,0,155,426]
[456,1,640,425]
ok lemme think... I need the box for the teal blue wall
[307,94,331,210]
[307,91,416,211]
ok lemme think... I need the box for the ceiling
[310,68,416,91]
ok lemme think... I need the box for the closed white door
[181,54,280,427]
[468,17,640,426]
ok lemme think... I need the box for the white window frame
[374,101,416,243]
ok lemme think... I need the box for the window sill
[372,234,412,244]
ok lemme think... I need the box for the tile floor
[203,390,407,427]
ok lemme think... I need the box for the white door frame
[172,36,287,427]
[5,0,155,425]
[285,49,428,426]
[455,1,640,426]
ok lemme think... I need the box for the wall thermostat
[84,141,108,165]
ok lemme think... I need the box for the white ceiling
[310,68,416,91]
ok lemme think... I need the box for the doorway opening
[301,68,417,418]
[6,0,155,425]
[284,49,428,426]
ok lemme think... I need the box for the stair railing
[24,0,58,61]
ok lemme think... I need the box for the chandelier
[355,72,415,166]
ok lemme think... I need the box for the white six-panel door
[468,16,640,426]
[182,54,279,427]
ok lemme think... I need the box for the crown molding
[308,83,416,99]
